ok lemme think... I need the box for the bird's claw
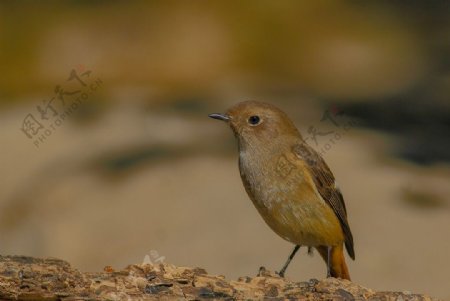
[257,266,266,277]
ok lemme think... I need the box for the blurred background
[0,0,449,299]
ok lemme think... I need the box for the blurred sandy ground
[0,1,449,300]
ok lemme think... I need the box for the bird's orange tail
[317,245,351,280]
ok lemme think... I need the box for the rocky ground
[0,255,439,300]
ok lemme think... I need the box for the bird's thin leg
[326,246,332,278]
[278,245,301,277]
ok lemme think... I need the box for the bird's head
[209,101,301,149]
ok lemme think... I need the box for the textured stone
[0,256,439,300]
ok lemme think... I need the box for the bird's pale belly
[253,194,344,247]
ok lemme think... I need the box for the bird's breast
[239,150,307,208]
[239,150,344,246]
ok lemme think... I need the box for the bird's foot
[257,266,266,277]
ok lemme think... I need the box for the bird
[208,101,355,280]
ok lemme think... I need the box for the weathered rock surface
[0,255,438,300]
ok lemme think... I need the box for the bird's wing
[292,143,355,259]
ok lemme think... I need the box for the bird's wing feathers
[292,143,355,260]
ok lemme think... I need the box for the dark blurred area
[0,1,449,300]
[1,1,449,164]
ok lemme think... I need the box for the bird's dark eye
[248,115,261,125]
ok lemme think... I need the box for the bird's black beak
[208,113,230,121]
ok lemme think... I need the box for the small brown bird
[209,101,355,280]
